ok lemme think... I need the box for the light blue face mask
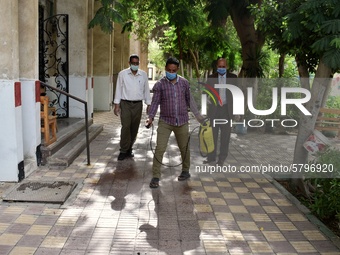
[166,71,177,80]
[130,65,139,71]
[217,68,227,75]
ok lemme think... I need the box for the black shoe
[118,152,127,161]
[127,149,134,157]
[149,178,159,188]
[178,171,190,181]
[217,159,225,166]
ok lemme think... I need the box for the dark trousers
[207,103,231,162]
[119,100,142,153]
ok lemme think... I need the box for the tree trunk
[230,3,264,120]
[176,27,184,77]
[320,78,333,108]
[279,53,285,77]
[291,59,332,196]
[189,48,200,80]
[295,55,310,90]
[230,5,265,78]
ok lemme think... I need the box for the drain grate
[2,181,77,204]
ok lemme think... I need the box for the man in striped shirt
[146,57,203,188]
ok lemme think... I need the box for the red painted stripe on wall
[86,78,88,90]
[15,82,21,107]
[92,77,94,88]
[35,81,40,102]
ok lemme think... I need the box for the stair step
[41,119,93,158]
[47,124,103,169]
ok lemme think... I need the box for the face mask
[166,71,177,80]
[130,65,139,71]
[217,68,226,75]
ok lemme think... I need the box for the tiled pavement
[0,110,339,255]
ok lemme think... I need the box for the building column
[18,0,40,177]
[57,0,89,118]
[92,1,114,111]
[0,0,24,181]
[87,0,94,117]
[112,23,130,105]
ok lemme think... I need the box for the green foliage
[322,96,340,133]
[88,0,125,34]
[153,3,243,77]
[326,96,340,109]
[196,17,242,72]
[148,40,165,79]
[244,47,268,78]
[287,0,340,72]
[307,148,340,219]
[204,0,232,26]
[253,0,340,75]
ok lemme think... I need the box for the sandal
[178,171,190,181]
[149,178,159,188]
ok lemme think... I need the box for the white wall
[93,76,113,111]
[68,76,87,118]
[0,81,23,181]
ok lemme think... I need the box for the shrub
[326,96,340,110]
[307,148,340,219]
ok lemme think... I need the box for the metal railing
[40,81,90,165]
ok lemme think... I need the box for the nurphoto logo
[201,83,312,128]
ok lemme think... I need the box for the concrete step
[46,124,103,169]
[41,119,92,162]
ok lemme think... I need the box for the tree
[205,0,265,78]
[88,0,126,33]
[88,0,246,81]
[287,0,340,196]
[257,0,340,196]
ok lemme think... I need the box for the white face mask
[130,64,139,71]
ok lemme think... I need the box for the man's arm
[146,82,161,126]
[113,72,122,116]
[143,73,152,114]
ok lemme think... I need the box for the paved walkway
[0,110,339,255]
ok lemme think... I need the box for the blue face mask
[130,65,139,71]
[166,71,177,80]
[217,68,227,75]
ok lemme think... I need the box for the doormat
[2,181,77,204]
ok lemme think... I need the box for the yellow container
[199,120,215,155]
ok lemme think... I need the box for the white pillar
[87,0,94,117]
[19,0,40,176]
[93,0,114,111]
[0,1,24,181]
[88,77,94,118]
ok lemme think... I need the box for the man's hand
[145,118,153,128]
[197,114,205,124]
[114,104,121,116]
